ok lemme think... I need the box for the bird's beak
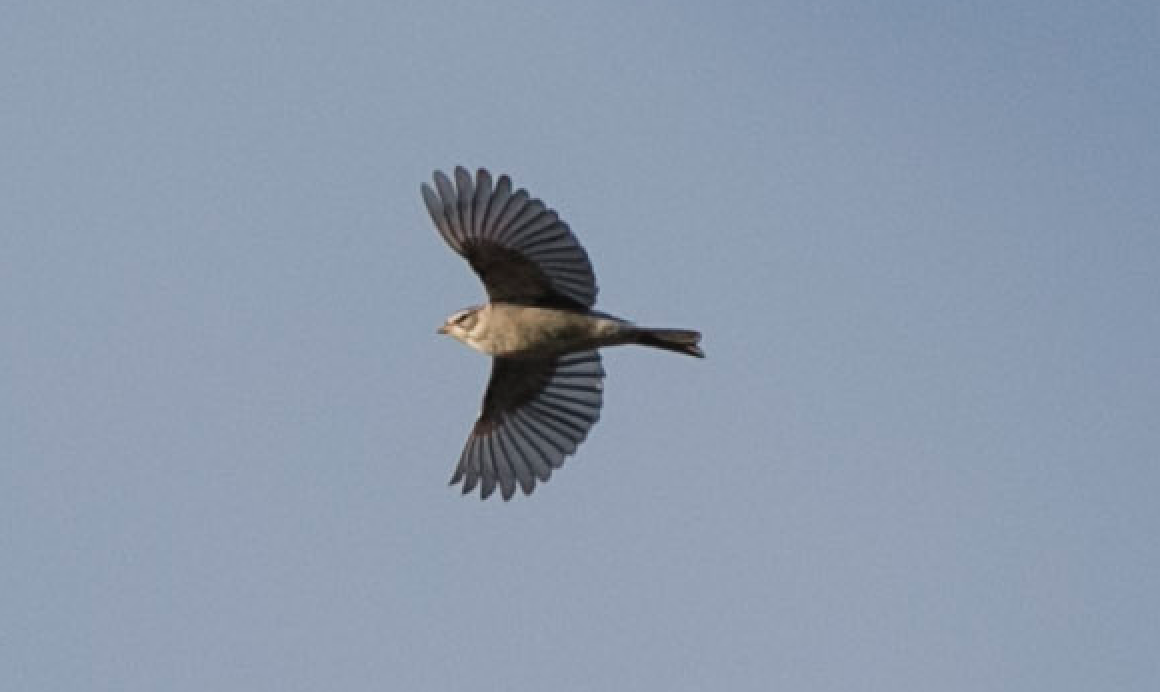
[436,324,448,335]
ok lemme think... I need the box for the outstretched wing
[452,351,605,500]
[421,167,598,309]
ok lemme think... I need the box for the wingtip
[454,166,473,194]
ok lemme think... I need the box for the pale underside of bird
[423,166,703,501]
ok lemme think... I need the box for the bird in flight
[423,167,703,500]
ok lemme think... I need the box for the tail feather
[634,328,704,358]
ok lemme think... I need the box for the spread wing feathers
[451,351,605,500]
[422,166,598,309]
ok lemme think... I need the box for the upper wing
[451,351,605,500]
[421,167,598,309]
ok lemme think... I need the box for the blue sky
[2,2,1157,690]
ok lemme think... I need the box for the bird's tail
[633,328,704,358]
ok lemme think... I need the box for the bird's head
[437,306,482,344]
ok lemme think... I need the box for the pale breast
[483,304,625,358]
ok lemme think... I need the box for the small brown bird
[423,167,703,500]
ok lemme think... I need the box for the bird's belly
[481,305,624,358]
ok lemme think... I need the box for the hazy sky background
[3,1,1158,690]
